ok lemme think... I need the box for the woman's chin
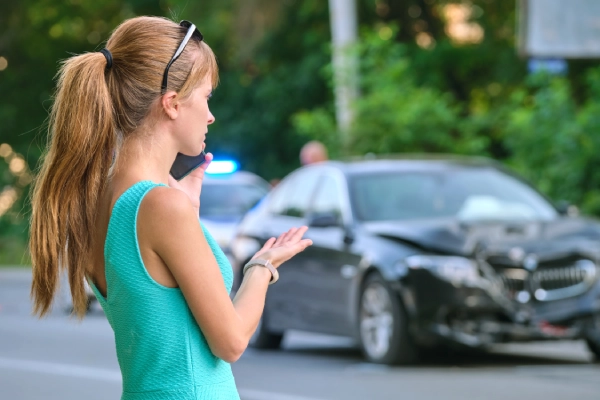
[180,141,205,156]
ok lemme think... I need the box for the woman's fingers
[260,237,276,251]
[264,237,314,267]
[289,226,309,243]
[278,238,313,260]
[271,226,309,248]
[280,227,298,243]
[198,152,213,173]
[273,231,287,246]
[280,226,308,246]
[294,238,313,252]
[252,237,276,259]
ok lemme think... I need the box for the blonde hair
[30,16,219,317]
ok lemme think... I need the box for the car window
[201,183,269,220]
[269,169,322,218]
[310,174,344,222]
[268,177,295,215]
[351,168,558,222]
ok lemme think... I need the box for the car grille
[531,260,597,301]
[491,259,598,302]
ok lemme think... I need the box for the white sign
[519,0,600,58]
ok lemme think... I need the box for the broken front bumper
[400,268,600,347]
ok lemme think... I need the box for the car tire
[585,312,600,362]
[358,273,418,365]
[249,307,284,350]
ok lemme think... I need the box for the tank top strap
[108,180,165,230]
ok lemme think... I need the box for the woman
[29,16,312,399]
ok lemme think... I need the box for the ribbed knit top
[89,181,240,400]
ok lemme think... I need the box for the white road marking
[239,388,327,400]
[0,357,121,382]
[0,357,327,400]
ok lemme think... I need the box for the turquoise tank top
[89,181,240,400]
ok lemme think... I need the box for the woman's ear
[161,91,179,120]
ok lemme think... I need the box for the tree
[2,0,600,263]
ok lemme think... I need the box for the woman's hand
[251,226,313,268]
[168,152,213,213]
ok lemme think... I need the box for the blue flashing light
[206,160,238,175]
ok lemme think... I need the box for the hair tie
[100,48,113,69]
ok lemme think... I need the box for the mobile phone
[169,151,207,181]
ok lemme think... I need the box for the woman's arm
[139,187,310,363]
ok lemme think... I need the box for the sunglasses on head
[161,20,204,94]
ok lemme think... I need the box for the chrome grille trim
[532,260,598,301]
[491,259,598,302]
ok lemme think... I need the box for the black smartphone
[169,151,207,181]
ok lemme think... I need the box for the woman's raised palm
[252,226,312,268]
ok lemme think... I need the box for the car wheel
[249,307,284,349]
[585,312,600,362]
[358,273,418,365]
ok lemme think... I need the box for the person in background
[299,140,328,166]
[29,16,311,400]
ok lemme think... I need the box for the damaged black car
[229,156,600,365]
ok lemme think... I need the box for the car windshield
[350,168,558,222]
[200,183,268,220]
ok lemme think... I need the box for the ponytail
[29,16,219,318]
[30,51,115,317]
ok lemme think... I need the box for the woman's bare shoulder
[140,186,193,214]
[137,186,199,240]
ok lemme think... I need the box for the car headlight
[400,255,481,285]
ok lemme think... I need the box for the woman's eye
[207,92,213,100]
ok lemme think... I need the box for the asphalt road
[1,268,599,400]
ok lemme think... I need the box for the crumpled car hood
[362,217,600,258]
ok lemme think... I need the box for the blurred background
[3,0,600,264]
[1,1,600,399]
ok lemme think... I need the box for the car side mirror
[307,212,340,228]
[556,200,579,217]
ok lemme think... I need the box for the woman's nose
[207,110,215,125]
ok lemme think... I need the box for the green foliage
[3,0,600,264]
[503,68,600,215]
[204,0,331,180]
[293,25,489,157]
[349,28,459,155]
[293,107,340,158]
[0,0,171,263]
[504,75,582,201]
[0,235,31,266]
